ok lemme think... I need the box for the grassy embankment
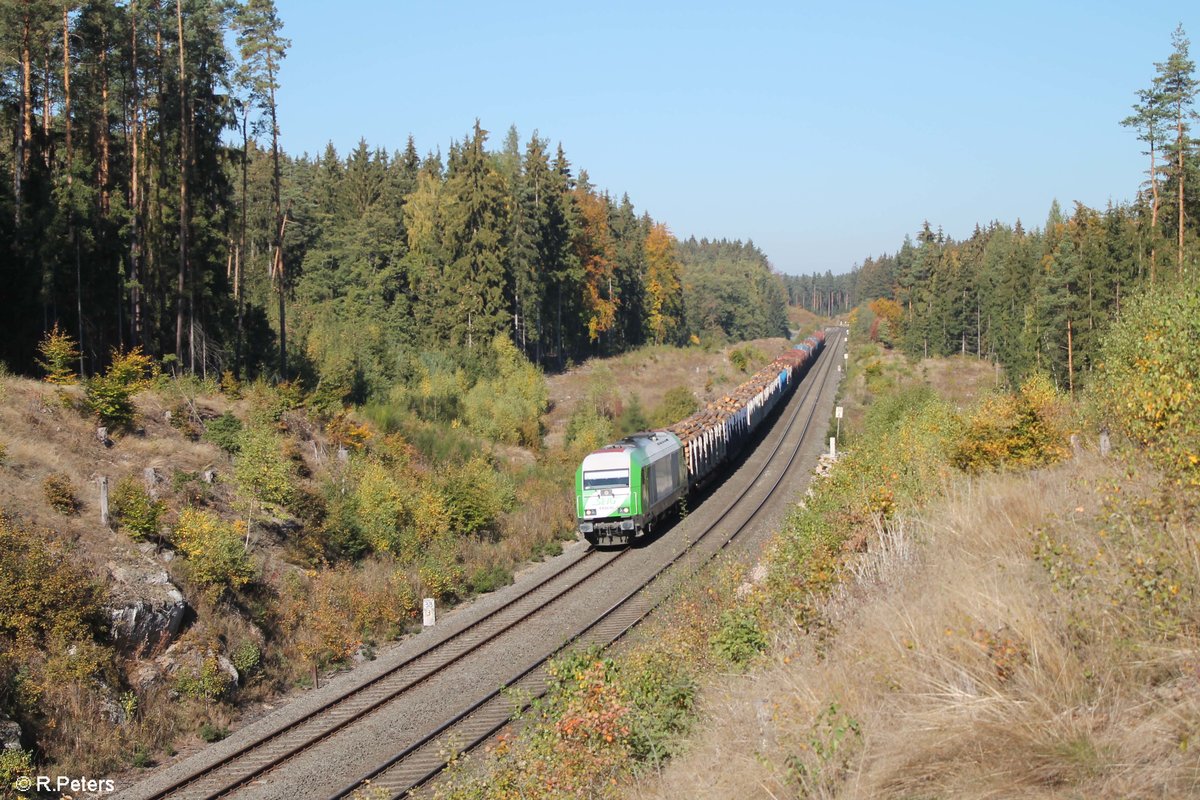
[429,286,1199,800]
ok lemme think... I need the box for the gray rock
[138,643,239,697]
[216,654,240,686]
[105,562,190,657]
[0,714,22,751]
[143,467,161,498]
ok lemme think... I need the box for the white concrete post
[829,437,837,459]
[422,598,436,627]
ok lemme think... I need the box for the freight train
[575,331,827,546]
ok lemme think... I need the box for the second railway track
[331,329,845,800]
[121,330,843,800]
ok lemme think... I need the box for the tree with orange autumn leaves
[644,222,684,345]
[574,178,619,343]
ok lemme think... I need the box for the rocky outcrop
[132,642,239,698]
[0,714,23,751]
[105,562,190,657]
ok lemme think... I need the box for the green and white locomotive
[575,330,827,547]
[575,431,687,546]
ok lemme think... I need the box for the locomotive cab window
[583,469,629,490]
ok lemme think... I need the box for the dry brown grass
[917,354,1003,410]
[543,338,789,448]
[787,306,830,338]
[628,453,1200,800]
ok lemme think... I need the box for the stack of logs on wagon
[668,330,827,485]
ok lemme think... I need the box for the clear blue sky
[273,0,1194,276]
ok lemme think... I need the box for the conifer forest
[787,26,1198,394]
[2,1,1200,794]
[0,0,788,395]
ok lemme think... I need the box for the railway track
[329,330,844,800]
[126,547,632,800]
[122,330,843,800]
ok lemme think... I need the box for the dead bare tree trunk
[1177,107,1186,272]
[129,0,143,347]
[174,0,189,370]
[16,12,33,225]
[272,206,291,379]
[65,7,85,375]
[236,103,248,376]
[1149,130,1159,285]
[1067,319,1074,400]
[42,52,51,168]
[98,27,111,215]
[268,64,285,380]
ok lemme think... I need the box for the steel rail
[132,544,622,800]
[329,331,844,799]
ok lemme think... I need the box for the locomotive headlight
[586,509,596,516]
[620,507,629,513]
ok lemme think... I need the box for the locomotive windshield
[583,469,629,490]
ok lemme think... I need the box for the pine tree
[441,120,509,350]
[1121,83,1168,283]
[237,0,290,377]
[1154,25,1197,274]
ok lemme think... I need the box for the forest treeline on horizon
[0,0,788,401]
[788,25,1199,394]
[3,2,1197,403]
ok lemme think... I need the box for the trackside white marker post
[423,598,436,627]
[835,405,843,440]
[829,437,836,458]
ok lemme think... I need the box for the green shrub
[625,649,697,765]
[233,425,294,509]
[418,557,466,602]
[1089,282,1200,487]
[531,538,564,560]
[173,508,255,590]
[176,657,235,704]
[397,353,467,423]
[953,374,1070,473]
[0,513,106,647]
[462,334,548,447]
[111,476,164,540]
[244,378,301,427]
[468,564,513,594]
[565,405,614,452]
[229,640,261,677]
[615,394,650,436]
[652,386,699,427]
[728,345,765,373]
[196,721,230,742]
[219,370,242,398]
[43,472,78,515]
[202,412,244,454]
[351,460,412,556]
[84,347,157,428]
[440,456,516,536]
[710,608,767,668]
[0,748,35,797]
[131,745,153,768]
[36,323,80,385]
